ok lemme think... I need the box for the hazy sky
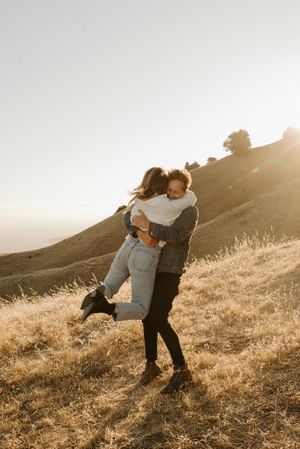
[1,0,299,252]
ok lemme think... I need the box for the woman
[81,167,196,322]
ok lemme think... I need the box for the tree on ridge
[184,161,200,171]
[223,129,252,156]
[207,157,217,164]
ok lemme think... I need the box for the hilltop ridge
[1,138,300,298]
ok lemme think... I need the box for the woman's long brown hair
[128,167,168,205]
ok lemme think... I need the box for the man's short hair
[168,168,192,191]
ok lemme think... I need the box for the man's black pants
[142,272,185,367]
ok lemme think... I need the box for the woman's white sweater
[130,190,196,228]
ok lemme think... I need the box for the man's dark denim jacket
[123,205,199,275]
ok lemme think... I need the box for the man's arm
[148,206,199,244]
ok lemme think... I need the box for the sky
[1,0,299,253]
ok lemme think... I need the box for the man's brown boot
[160,364,193,394]
[139,361,162,386]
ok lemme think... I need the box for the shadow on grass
[79,373,209,449]
[2,343,299,449]
[91,347,300,449]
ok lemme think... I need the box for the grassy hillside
[1,137,300,298]
[191,140,300,223]
[191,176,300,259]
[0,213,126,278]
[1,237,299,449]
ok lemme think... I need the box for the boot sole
[81,302,95,322]
[140,373,162,386]
[139,368,163,386]
[160,380,194,395]
[81,286,105,310]
[81,294,94,310]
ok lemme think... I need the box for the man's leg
[147,272,185,367]
[139,272,182,385]
[142,315,158,362]
[139,314,162,386]
[143,272,193,393]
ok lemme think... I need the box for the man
[126,168,198,394]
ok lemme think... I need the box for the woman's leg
[113,243,161,321]
[102,237,135,298]
[81,236,136,320]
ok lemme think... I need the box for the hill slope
[1,237,299,449]
[1,138,300,298]
[191,176,300,259]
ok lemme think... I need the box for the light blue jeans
[102,235,161,321]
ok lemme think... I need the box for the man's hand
[132,211,150,231]
[137,230,159,247]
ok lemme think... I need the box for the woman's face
[167,180,185,199]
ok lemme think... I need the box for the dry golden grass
[1,237,299,449]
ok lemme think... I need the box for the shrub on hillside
[115,205,127,214]
[223,129,252,156]
[184,161,200,171]
[207,157,217,164]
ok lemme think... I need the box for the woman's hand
[132,211,150,231]
[136,230,159,247]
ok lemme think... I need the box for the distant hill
[1,137,300,299]
[47,235,72,244]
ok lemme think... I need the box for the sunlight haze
[1,0,299,252]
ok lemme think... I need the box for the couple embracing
[81,167,198,394]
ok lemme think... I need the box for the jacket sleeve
[123,210,139,235]
[148,206,199,243]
